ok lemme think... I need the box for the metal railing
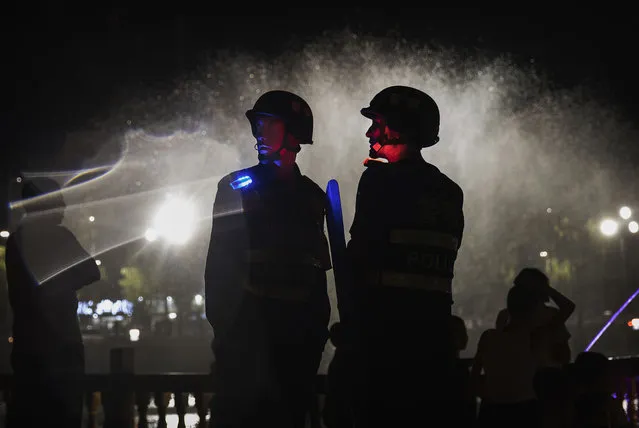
[1,351,639,428]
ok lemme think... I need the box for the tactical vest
[351,160,463,295]
[231,170,331,301]
[366,228,459,294]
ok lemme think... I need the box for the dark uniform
[205,91,331,428]
[340,86,465,427]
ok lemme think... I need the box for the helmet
[361,85,440,148]
[246,90,314,144]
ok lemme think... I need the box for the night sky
[3,8,638,228]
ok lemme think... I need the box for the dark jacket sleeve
[346,169,375,264]
[456,185,465,249]
[204,179,247,333]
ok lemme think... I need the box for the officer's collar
[363,156,426,167]
[398,158,428,168]
[258,162,302,180]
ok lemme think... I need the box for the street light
[599,206,635,238]
[147,196,196,245]
[591,205,636,352]
[129,328,140,342]
[194,294,203,305]
[144,228,158,242]
[600,218,619,237]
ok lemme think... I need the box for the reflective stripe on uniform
[389,229,459,251]
[245,249,325,269]
[366,270,452,293]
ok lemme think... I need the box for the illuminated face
[365,116,403,161]
[253,115,287,157]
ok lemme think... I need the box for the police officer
[205,90,332,428]
[343,85,465,427]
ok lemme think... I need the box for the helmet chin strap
[368,142,383,158]
[256,132,299,163]
[257,148,282,162]
[368,133,403,159]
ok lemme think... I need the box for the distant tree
[0,245,5,274]
[118,265,148,302]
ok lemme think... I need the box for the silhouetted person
[571,351,629,428]
[451,314,477,427]
[205,90,332,428]
[451,314,468,359]
[5,177,100,428]
[341,86,465,427]
[495,307,510,331]
[495,269,573,367]
[511,270,575,427]
[471,268,574,428]
[535,365,572,428]
[472,284,542,428]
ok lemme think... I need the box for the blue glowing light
[326,178,347,285]
[230,175,253,190]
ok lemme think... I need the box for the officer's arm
[346,172,373,258]
[347,176,364,240]
[204,181,245,329]
[456,186,465,248]
[318,191,333,271]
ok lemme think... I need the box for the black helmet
[361,85,440,148]
[246,90,314,144]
